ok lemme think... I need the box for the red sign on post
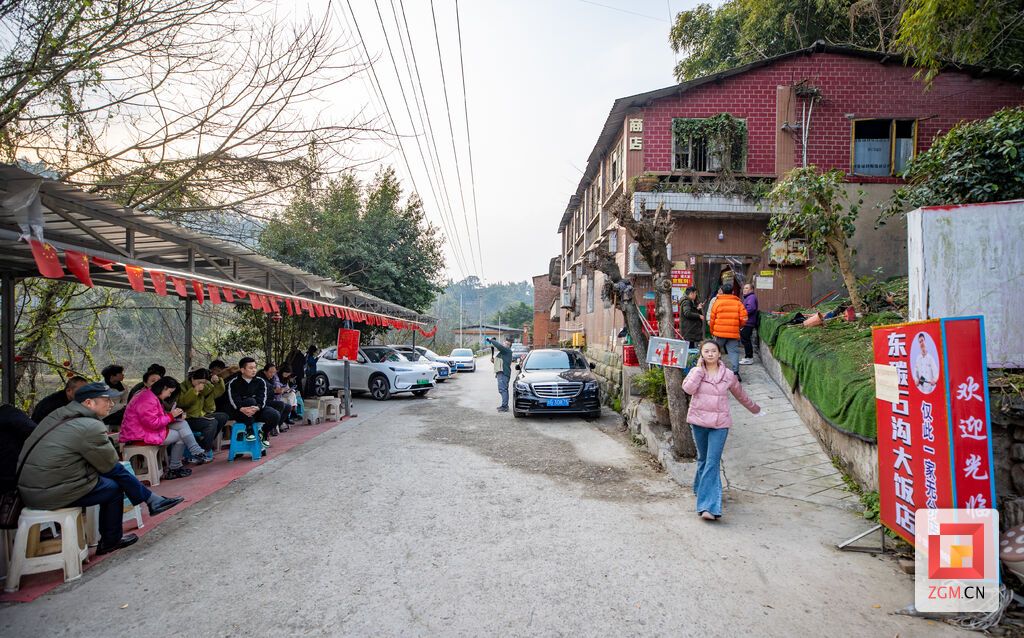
[337,328,360,362]
[871,317,995,545]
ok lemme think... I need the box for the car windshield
[524,350,587,370]
[419,348,440,359]
[451,348,473,356]
[365,348,408,364]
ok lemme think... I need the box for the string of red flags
[22,238,434,333]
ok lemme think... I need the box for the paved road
[0,357,961,637]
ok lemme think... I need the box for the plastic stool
[304,408,320,425]
[228,422,264,461]
[318,398,341,422]
[219,421,234,450]
[122,444,167,486]
[4,507,89,592]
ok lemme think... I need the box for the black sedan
[512,348,601,419]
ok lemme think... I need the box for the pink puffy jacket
[682,362,760,429]
[119,388,173,445]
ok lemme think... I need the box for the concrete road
[0,357,962,637]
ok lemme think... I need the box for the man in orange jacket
[708,283,748,377]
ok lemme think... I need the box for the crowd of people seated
[1,354,310,557]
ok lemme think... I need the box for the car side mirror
[515,364,521,371]
[589,362,596,370]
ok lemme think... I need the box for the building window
[852,119,916,176]
[610,145,622,185]
[587,276,595,314]
[608,230,618,253]
[672,117,746,172]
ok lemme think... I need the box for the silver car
[312,346,435,400]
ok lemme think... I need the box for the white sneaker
[739,358,754,365]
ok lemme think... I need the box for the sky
[300,0,701,285]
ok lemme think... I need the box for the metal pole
[343,359,352,417]
[2,273,15,404]
[184,297,193,376]
[459,293,463,347]
[478,304,482,351]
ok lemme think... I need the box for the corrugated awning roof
[0,163,434,323]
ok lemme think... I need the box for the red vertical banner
[63,250,93,287]
[124,265,146,292]
[337,328,360,361]
[941,317,996,510]
[872,320,954,545]
[149,271,167,296]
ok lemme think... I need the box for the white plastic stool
[318,398,340,422]
[4,507,89,592]
[122,445,167,486]
[304,408,320,425]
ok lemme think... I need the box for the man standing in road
[739,283,759,365]
[485,336,514,413]
[708,283,748,378]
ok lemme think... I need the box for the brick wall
[532,274,560,347]
[642,52,1023,177]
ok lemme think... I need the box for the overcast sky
[306,0,700,284]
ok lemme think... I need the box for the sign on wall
[871,317,996,545]
[670,266,694,303]
[337,328,360,361]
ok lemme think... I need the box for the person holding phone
[121,376,210,480]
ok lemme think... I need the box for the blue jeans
[495,373,509,408]
[70,463,152,546]
[714,337,741,376]
[691,424,729,517]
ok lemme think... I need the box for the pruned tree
[767,166,866,313]
[586,244,648,365]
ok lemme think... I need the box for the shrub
[633,366,667,406]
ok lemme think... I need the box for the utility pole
[459,293,463,347]
[478,303,482,350]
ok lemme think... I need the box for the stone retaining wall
[587,345,623,407]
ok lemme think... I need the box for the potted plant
[632,172,660,192]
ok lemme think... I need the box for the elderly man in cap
[18,382,183,555]
[485,335,515,412]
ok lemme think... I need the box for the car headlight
[584,381,599,391]
[514,381,529,392]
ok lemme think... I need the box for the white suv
[312,346,435,400]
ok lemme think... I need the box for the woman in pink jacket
[120,376,209,480]
[682,340,761,520]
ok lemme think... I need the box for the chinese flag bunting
[125,265,146,292]
[208,284,222,305]
[234,289,248,300]
[192,280,205,305]
[91,256,115,271]
[170,276,188,297]
[314,304,325,317]
[250,294,262,311]
[222,287,235,303]
[260,295,272,314]
[270,297,280,313]
[28,240,64,279]
[285,299,294,315]
[64,250,93,287]
[149,271,168,296]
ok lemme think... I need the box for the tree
[766,167,866,313]
[884,106,1024,216]
[493,301,533,329]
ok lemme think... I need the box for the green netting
[760,311,902,442]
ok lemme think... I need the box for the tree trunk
[826,235,865,314]
[654,271,696,459]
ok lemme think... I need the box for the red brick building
[556,43,1022,356]
[532,271,560,347]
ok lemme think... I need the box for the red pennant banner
[261,295,273,314]
[91,256,115,271]
[64,250,93,288]
[305,301,315,317]
[170,276,188,297]
[250,294,262,311]
[314,304,325,317]
[222,287,235,303]
[149,271,168,296]
[28,240,64,279]
[192,280,205,304]
[208,284,221,305]
[234,289,249,300]
[285,299,294,315]
[125,265,146,292]
[270,297,280,313]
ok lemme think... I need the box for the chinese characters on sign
[670,267,694,304]
[871,317,995,546]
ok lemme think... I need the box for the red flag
[169,276,188,297]
[208,284,221,305]
[314,304,325,317]
[192,280,205,304]
[125,265,146,292]
[250,294,262,311]
[222,287,235,303]
[285,299,294,315]
[91,256,115,271]
[260,295,272,314]
[64,250,93,287]
[270,297,280,313]
[234,289,248,300]
[28,240,64,279]
[149,270,168,296]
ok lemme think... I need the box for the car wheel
[369,375,391,401]
[311,373,330,397]
[412,389,429,397]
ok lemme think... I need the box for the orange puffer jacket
[709,294,748,339]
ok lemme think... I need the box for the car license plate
[416,379,430,385]
[546,398,570,407]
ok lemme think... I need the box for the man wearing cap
[485,335,514,412]
[18,382,183,555]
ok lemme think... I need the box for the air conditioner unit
[627,242,651,276]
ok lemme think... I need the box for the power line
[429,0,480,275]
[454,0,483,278]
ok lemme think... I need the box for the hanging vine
[672,114,748,174]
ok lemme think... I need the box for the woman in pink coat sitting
[682,340,761,520]
[121,376,209,480]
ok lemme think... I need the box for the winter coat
[679,297,704,344]
[119,388,174,446]
[227,375,269,411]
[709,294,748,340]
[682,361,760,429]
[30,389,69,424]
[177,377,226,418]
[1,404,36,492]
[743,292,759,328]
[18,402,119,510]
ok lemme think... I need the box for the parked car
[388,344,452,382]
[414,346,458,375]
[510,343,530,363]
[512,348,601,419]
[311,345,435,400]
[449,347,477,372]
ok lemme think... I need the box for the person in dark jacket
[126,364,166,406]
[679,286,704,345]
[227,357,279,445]
[286,348,306,397]
[0,404,35,493]
[740,283,759,365]
[30,376,89,424]
[18,382,182,554]
[101,364,127,428]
